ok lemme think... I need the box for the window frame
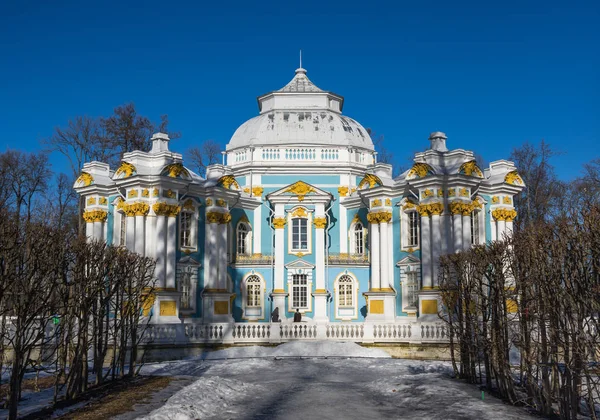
[241,272,266,320]
[398,260,421,316]
[400,200,420,251]
[287,207,313,256]
[333,272,359,320]
[179,200,199,252]
[350,221,366,255]
[236,221,252,256]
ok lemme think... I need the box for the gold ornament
[219,212,232,224]
[291,207,308,218]
[153,202,181,217]
[165,189,176,199]
[99,197,107,205]
[422,189,434,198]
[183,199,195,210]
[313,217,327,228]
[216,198,227,207]
[437,189,444,197]
[82,209,107,223]
[153,188,159,197]
[407,162,434,179]
[338,186,349,197]
[128,189,138,198]
[87,197,96,205]
[402,201,416,211]
[206,211,221,224]
[206,198,213,206]
[503,196,512,204]
[492,208,517,222]
[385,198,392,206]
[252,186,264,197]
[504,171,524,186]
[367,211,392,224]
[357,173,383,189]
[448,188,456,197]
[285,181,315,201]
[492,196,499,204]
[141,188,149,197]
[163,163,190,179]
[243,187,251,194]
[217,175,240,190]
[372,199,382,207]
[459,188,469,197]
[418,202,444,216]
[76,172,94,187]
[459,161,483,177]
[115,162,136,178]
[272,217,286,229]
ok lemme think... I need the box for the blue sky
[1,0,598,180]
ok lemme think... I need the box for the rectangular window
[471,211,479,245]
[408,212,419,247]
[406,271,419,307]
[247,284,260,307]
[180,212,192,248]
[292,218,308,251]
[292,274,308,309]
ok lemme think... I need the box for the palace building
[74,67,524,342]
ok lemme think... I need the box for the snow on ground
[132,342,536,420]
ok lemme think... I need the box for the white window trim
[115,210,126,247]
[241,272,266,321]
[333,272,359,320]
[179,200,199,252]
[287,206,313,256]
[236,221,253,256]
[400,200,420,251]
[399,262,421,315]
[286,267,313,313]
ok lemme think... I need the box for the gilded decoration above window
[75,172,94,187]
[406,162,434,179]
[357,174,383,189]
[285,181,315,202]
[505,171,524,186]
[459,160,484,178]
[162,163,190,179]
[115,162,136,179]
[218,175,240,190]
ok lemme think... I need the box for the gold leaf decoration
[272,217,286,229]
[285,181,315,202]
[504,171,524,186]
[217,175,240,190]
[162,163,190,179]
[407,162,434,179]
[115,162,136,178]
[76,172,94,187]
[82,210,107,223]
[313,217,327,228]
[459,160,483,178]
[357,173,383,189]
[291,207,308,218]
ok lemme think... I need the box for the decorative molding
[182,199,196,211]
[371,199,382,207]
[141,188,149,197]
[87,197,96,205]
[216,198,227,207]
[448,188,456,197]
[407,162,434,179]
[437,189,443,197]
[164,189,176,199]
[503,196,512,204]
[357,173,383,189]
[83,209,107,223]
[99,197,107,205]
[206,211,231,224]
[417,202,444,216]
[153,188,159,197]
[218,175,240,190]
[367,211,392,224]
[338,186,349,197]
[162,162,190,179]
[459,187,469,197]
[118,201,150,217]
[252,186,263,197]
[206,198,213,206]
[492,196,499,204]
[128,189,138,198]
[421,189,434,198]
[291,207,308,218]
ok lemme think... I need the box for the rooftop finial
[299,49,302,69]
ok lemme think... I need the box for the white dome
[226,68,374,151]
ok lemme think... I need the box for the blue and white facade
[75,68,524,336]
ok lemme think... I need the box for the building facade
[75,67,524,333]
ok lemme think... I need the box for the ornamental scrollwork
[115,162,137,179]
[128,189,138,198]
[99,197,107,205]
[357,173,383,189]
[118,201,150,217]
[216,198,227,208]
[313,217,327,229]
[87,197,96,205]
[406,162,434,179]
[141,188,149,197]
[459,160,484,178]
[217,175,240,190]
[252,186,264,197]
[503,196,512,204]
[504,171,524,186]
[285,181,315,202]
[421,189,434,198]
[338,186,349,197]
[75,172,94,187]
[417,202,444,216]
[367,211,392,224]
[371,199,382,207]
[82,210,107,223]
[291,207,308,218]
[162,163,190,179]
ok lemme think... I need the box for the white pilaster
[339,203,348,253]
[453,213,462,252]
[145,215,156,259]
[421,214,432,289]
[253,205,262,253]
[217,221,228,290]
[125,215,136,251]
[431,213,441,287]
[462,214,471,251]
[166,215,177,289]
[135,214,145,255]
[370,220,380,290]
[205,220,218,289]
[313,203,328,322]
[379,219,389,289]
[498,219,506,241]
[155,215,167,288]
[93,221,103,241]
[272,203,287,320]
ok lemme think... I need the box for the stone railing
[141,320,451,346]
[234,253,273,265]
[227,147,375,167]
[328,253,370,265]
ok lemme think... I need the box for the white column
[204,219,218,289]
[85,221,93,239]
[369,219,380,290]
[462,213,471,251]
[93,221,103,241]
[156,215,167,288]
[314,206,326,291]
[217,220,228,290]
[497,219,506,241]
[505,220,514,237]
[166,215,177,289]
[145,215,156,259]
[421,213,432,289]
[135,214,145,255]
[453,212,462,252]
[431,213,441,287]
[273,204,285,291]
[253,205,262,253]
[379,219,389,289]
[126,214,136,251]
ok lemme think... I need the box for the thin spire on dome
[278,60,323,93]
[299,49,302,69]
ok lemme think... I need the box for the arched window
[338,275,354,307]
[237,223,251,255]
[246,275,261,307]
[352,222,365,255]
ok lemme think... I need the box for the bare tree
[186,140,221,178]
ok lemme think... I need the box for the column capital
[272,217,287,229]
[83,210,107,223]
[417,202,444,216]
[492,208,517,222]
[313,217,327,229]
[153,202,181,217]
[206,211,231,224]
[367,211,392,224]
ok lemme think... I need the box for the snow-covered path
[125,342,535,420]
